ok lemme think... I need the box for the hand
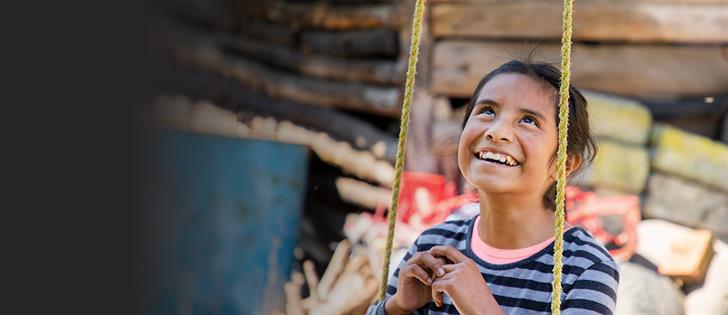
[429,246,504,315]
[386,251,449,315]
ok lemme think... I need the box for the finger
[431,287,444,308]
[430,271,456,308]
[401,264,432,285]
[410,251,447,278]
[430,277,452,299]
[441,263,462,273]
[429,245,468,264]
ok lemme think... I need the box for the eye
[521,116,538,126]
[481,107,495,116]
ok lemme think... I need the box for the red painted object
[565,186,641,261]
[397,172,450,221]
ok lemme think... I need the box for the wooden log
[431,2,728,43]
[145,95,251,138]
[576,139,650,194]
[644,173,728,239]
[317,240,351,301]
[275,121,396,186]
[651,124,728,192]
[300,29,399,58]
[166,71,399,162]
[175,42,402,117]
[283,281,305,315]
[432,40,728,99]
[263,1,402,30]
[583,91,653,146]
[335,177,391,210]
[308,253,376,315]
[302,260,320,302]
[219,32,404,85]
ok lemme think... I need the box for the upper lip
[474,146,520,164]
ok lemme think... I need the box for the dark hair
[461,59,597,211]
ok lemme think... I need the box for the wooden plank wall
[166,0,408,118]
[429,0,728,99]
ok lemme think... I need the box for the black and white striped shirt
[366,216,620,314]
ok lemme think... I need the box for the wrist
[477,295,503,315]
[384,294,409,315]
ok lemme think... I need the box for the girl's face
[458,73,559,197]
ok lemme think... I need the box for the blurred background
[134,0,728,314]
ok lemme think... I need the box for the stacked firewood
[155,0,412,119]
[282,209,425,315]
[284,241,378,315]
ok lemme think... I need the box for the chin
[464,172,517,194]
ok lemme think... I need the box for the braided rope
[551,0,575,313]
[377,0,427,300]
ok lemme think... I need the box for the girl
[366,60,619,314]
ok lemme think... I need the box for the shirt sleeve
[561,260,620,315]
[365,240,426,315]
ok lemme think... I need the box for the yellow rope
[551,0,575,313]
[378,0,427,300]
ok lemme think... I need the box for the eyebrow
[474,98,548,121]
[520,108,547,122]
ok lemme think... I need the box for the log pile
[143,95,396,187]
[428,0,728,100]
[156,0,410,118]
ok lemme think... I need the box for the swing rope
[377,0,575,313]
[377,0,427,300]
[551,0,575,313]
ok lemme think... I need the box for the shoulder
[562,227,620,283]
[413,216,474,252]
[563,227,617,265]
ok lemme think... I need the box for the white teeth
[477,150,518,166]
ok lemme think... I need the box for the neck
[477,191,559,249]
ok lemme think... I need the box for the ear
[566,154,582,177]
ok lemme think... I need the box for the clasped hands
[385,245,504,315]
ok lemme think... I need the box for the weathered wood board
[432,40,728,98]
[431,2,728,43]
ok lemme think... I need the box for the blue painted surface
[137,129,309,315]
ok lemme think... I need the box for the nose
[484,120,513,143]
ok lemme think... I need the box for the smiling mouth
[474,151,520,166]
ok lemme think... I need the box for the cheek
[457,123,479,171]
[522,134,557,176]
[457,131,469,170]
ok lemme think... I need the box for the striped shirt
[366,216,620,314]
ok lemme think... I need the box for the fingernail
[427,278,432,285]
[437,268,445,277]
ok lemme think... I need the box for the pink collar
[470,215,557,264]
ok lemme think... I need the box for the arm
[561,261,620,315]
[365,241,424,315]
